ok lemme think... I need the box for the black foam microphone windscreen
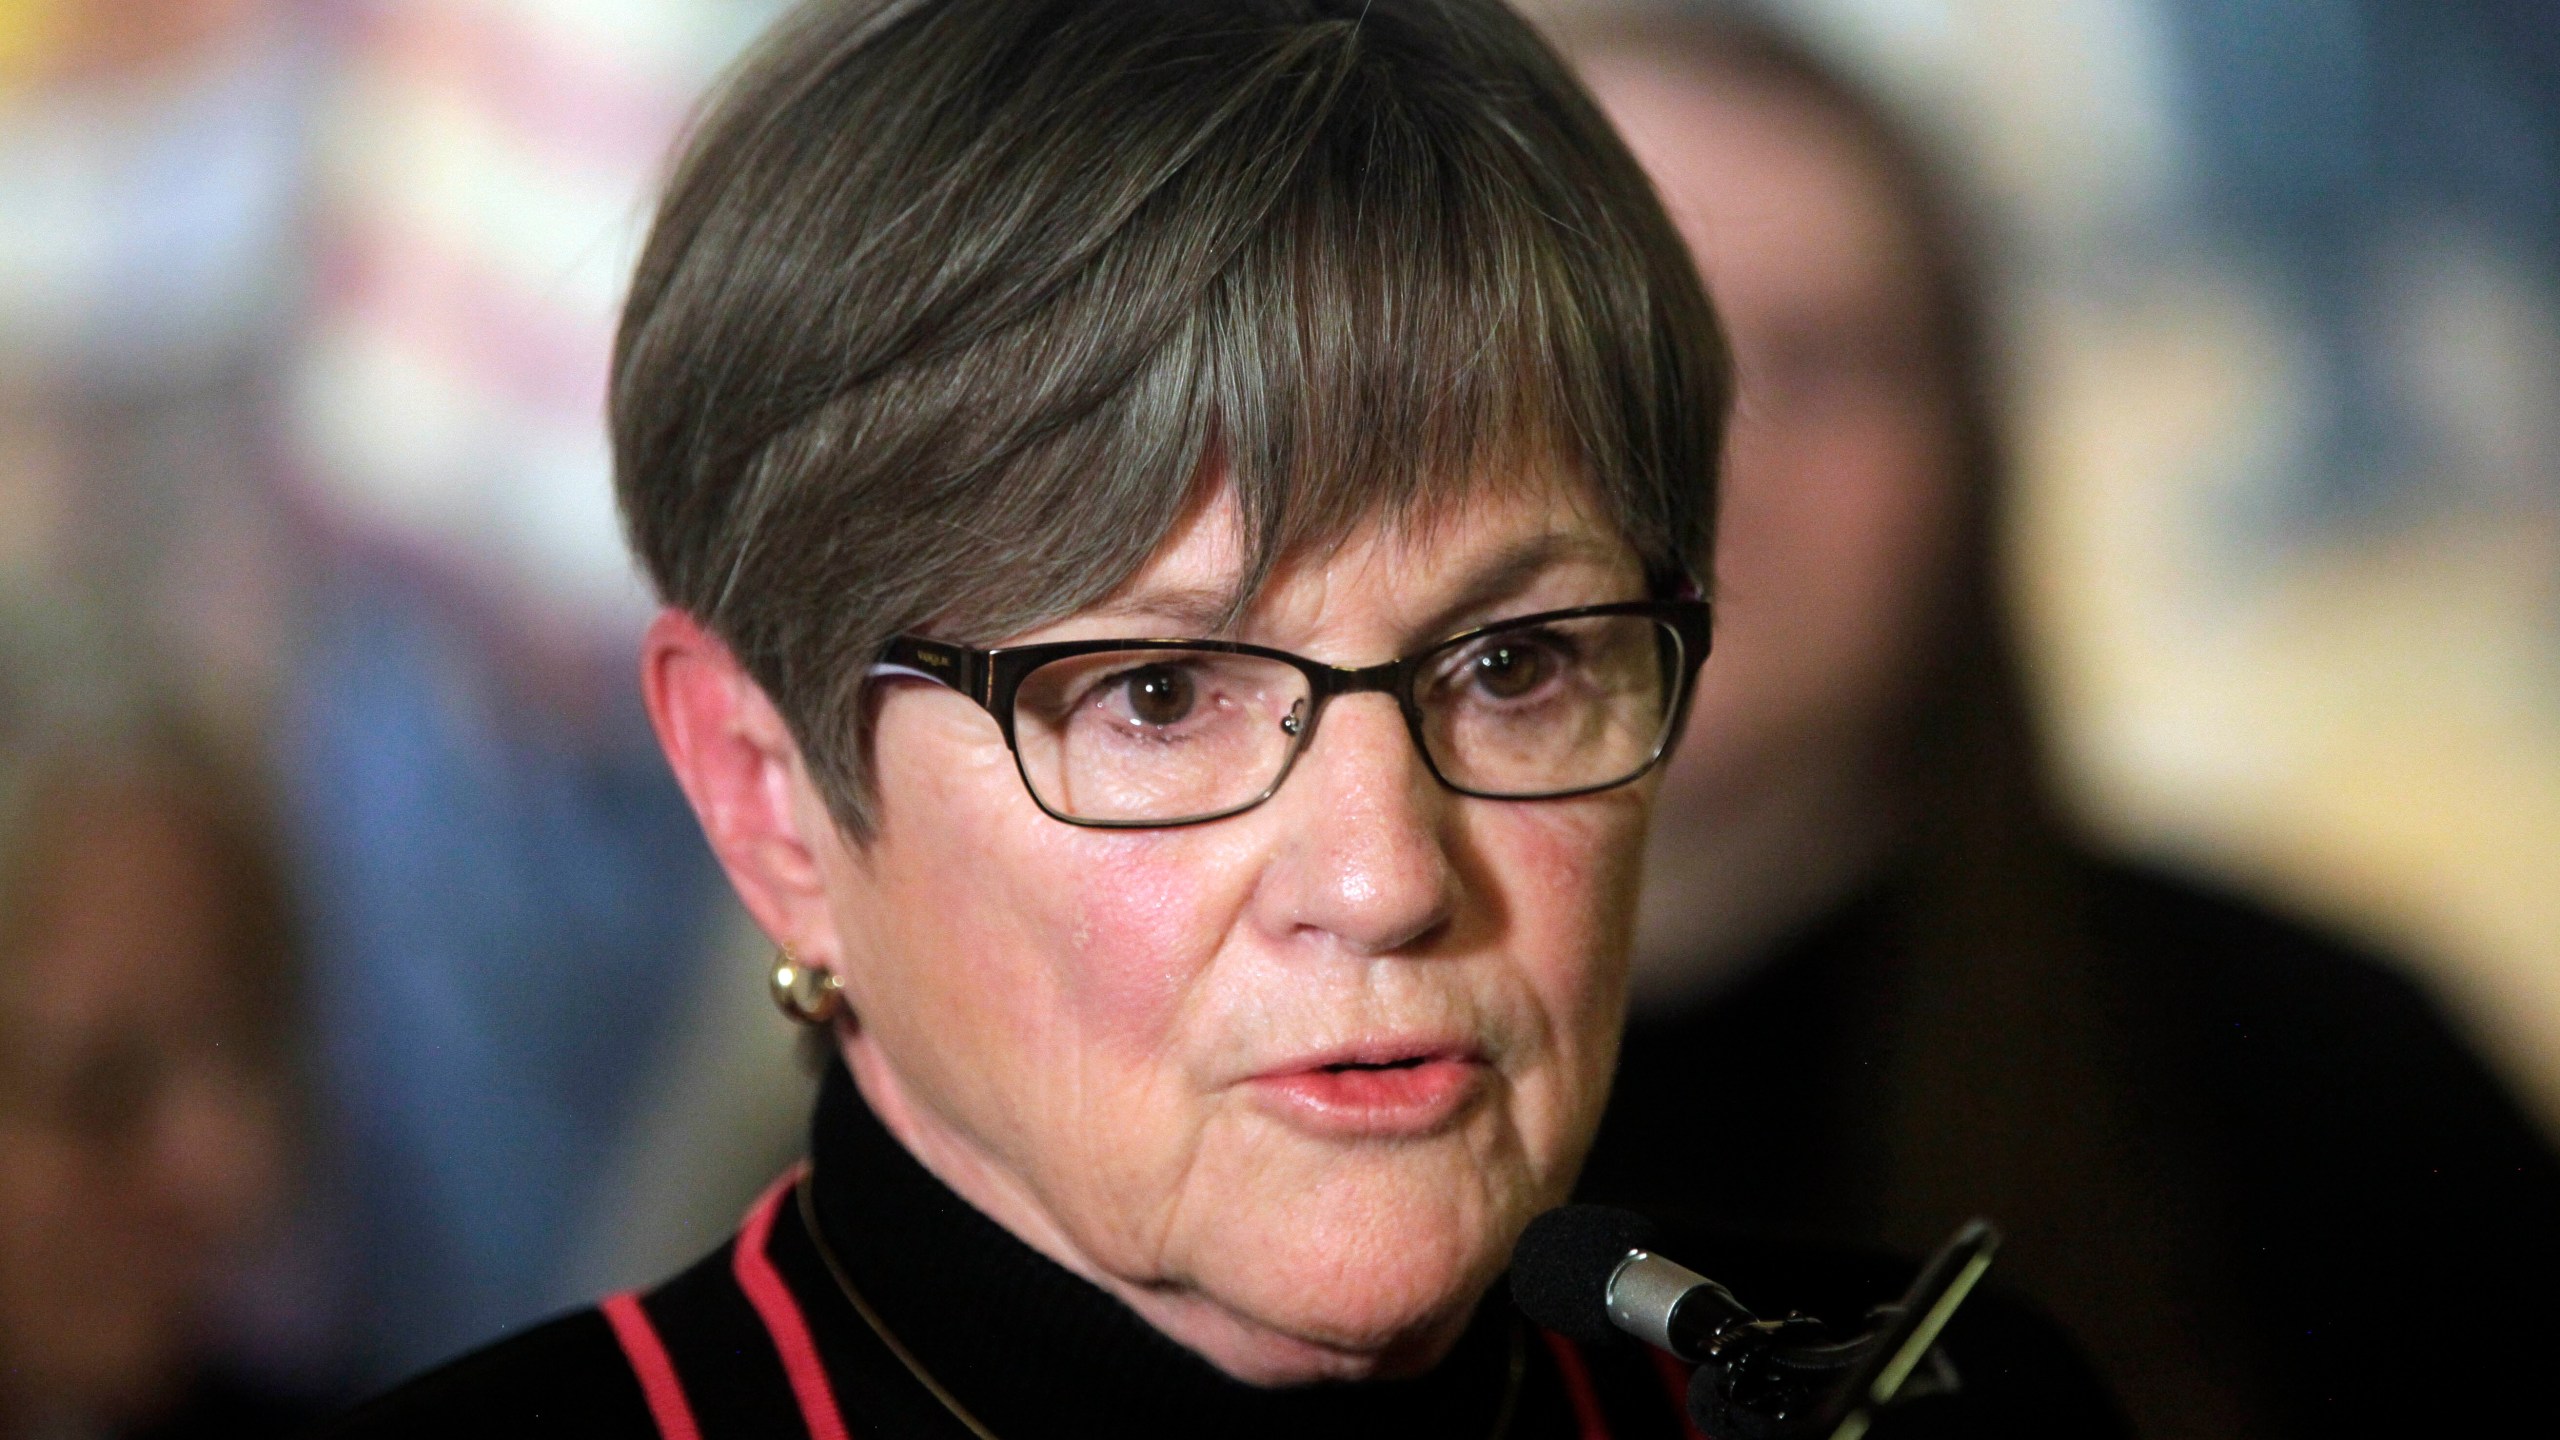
[1509,1204,1661,1343]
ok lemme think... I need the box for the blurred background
[0,0,2554,1431]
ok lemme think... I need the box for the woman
[1563,14,2560,1439]
[0,594,308,1439]
[328,0,2114,1435]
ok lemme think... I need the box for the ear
[641,609,848,966]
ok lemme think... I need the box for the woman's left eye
[1450,631,1575,703]
[1470,642,1554,699]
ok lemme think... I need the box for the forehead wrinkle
[1078,583,1240,636]
[1068,461,1633,648]
[1400,528,1634,638]
[1242,495,1637,652]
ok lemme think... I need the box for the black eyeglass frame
[873,597,1714,829]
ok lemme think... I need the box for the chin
[1198,1255,1491,1386]
[1178,1145,1532,1381]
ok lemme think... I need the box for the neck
[836,1038,1470,1386]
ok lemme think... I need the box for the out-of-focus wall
[0,0,314,736]
[2018,230,2560,1135]
[1534,0,2560,1132]
[272,0,780,1380]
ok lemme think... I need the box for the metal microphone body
[1604,1250,1755,1360]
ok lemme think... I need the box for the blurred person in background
[1561,10,2560,1438]
[273,0,772,1381]
[0,593,315,1439]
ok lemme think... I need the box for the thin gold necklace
[792,1173,1526,1440]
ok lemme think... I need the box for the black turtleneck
[324,1058,2119,1438]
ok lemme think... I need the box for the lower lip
[1248,1058,1486,1136]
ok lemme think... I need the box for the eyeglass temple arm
[872,636,988,705]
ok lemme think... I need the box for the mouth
[1246,1043,1489,1137]
[1324,1055,1431,1073]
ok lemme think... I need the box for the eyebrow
[1090,530,1632,645]
[1078,583,1238,636]
[1406,531,1631,641]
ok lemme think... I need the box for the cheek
[1487,791,1643,944]
[853,735,1259,1093]
[1052,827,1263,1057]
[1466,795,1644,1072]
[839,732,1064,1090]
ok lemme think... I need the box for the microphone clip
[1513,1209,2001,1440]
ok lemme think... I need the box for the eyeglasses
[870,598,1712,829]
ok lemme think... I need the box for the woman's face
[0,781,286,1423]
[814,478,1651,1382]
[1583,54,1960,836]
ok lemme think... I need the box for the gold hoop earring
[770,949,845,1026]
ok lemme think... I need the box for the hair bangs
[921,8,1720,640]
[1199,35,1701,615]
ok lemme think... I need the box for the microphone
[1509,1205,1759,1359]
[1510,1205,2000,1440]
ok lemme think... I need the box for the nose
[1255,692,1460,955]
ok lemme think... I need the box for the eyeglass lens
[1006,613,1682,825]
[1418,610,1673,797]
